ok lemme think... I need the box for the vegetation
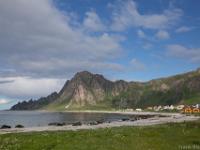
[0,121,200,150]
[184,93,200,105]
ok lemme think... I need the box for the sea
[0,111,135,127]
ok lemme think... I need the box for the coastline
[0,112,199,134]
[29,109,183,116]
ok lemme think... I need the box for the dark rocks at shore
[72,122,82,126]
[96,119,105,124]
[121,118,130,121]
[89,119,107,125]
[89,121,98,125]
[140,116,148,119]
[130,117,137,121]
[48,122,66,126]
[129,115,156,121]
[1,125,11,129]
[15,124,24,128]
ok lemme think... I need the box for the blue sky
[0,0,199,109]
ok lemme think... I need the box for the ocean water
[0,111,135,127]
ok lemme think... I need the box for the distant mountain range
[11,68,200,111]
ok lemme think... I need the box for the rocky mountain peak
[73,71,107,82]
[72,71,111,87]
[56,71,114,107]
[74,71,93,78]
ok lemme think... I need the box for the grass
[183,93,200,105]
[0,120,200,150]
[44,100,115,111]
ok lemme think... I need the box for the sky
[0,0,200,109]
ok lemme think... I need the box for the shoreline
[0,112,199,135]
[3,109,183,116]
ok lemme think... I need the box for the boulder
[72,122,82,126]
[48,122,66,126]
[1,125,11,129]
[15,124,24,128]
[121,118,130,121]
[89,121,98,125]
[96,119,105,124]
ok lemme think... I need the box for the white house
[169,105,175,110]
[147,107,153,110]
[176,105,185,110]
[195,104,200,109]
[163,105,170,110]
[136,108,142,112]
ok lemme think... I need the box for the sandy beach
[0,112,199,134]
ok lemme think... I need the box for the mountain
[10,92,59,110]
[10,69,200,110]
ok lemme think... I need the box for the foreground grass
[0,121,200,150]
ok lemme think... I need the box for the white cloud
[0,77,64,99]
[167,44,200,62]
[83,11,106,31]
[0,98,9,105]
[175,26,192,33]
[137,29,146,39]
[130,58,146,70]
[111,0,182,31]
[155,30,170,40]
[0,0,123,78]
[18,59,124,76]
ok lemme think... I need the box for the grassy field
[0,121,200,150]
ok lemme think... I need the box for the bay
[0,111,134,127]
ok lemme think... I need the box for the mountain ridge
[10,68,200,110]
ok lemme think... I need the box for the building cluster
[122,104,200,113]
[181,104,200,113]
[147,104,200,112]
[147,105,184,111]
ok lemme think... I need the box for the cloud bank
[167,44,200,62]
[111,0,182,31]
[0,0,122,79]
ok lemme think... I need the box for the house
[147,107,153,110]
[182,106,200,113]
[163,105,170,110]
[126,109,134,112]
[169,105,174,110]
[195,104,200,109]
[176,105,185,110]
[156,105,163,111]
[182,107,193,113]
[153,106,158,111]
[136,108,142,112]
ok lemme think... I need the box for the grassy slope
[183,93,200,105]
[43,93,200,111]
[0,121,200,150]
[112,71,200,108]
[43,99,115,111]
